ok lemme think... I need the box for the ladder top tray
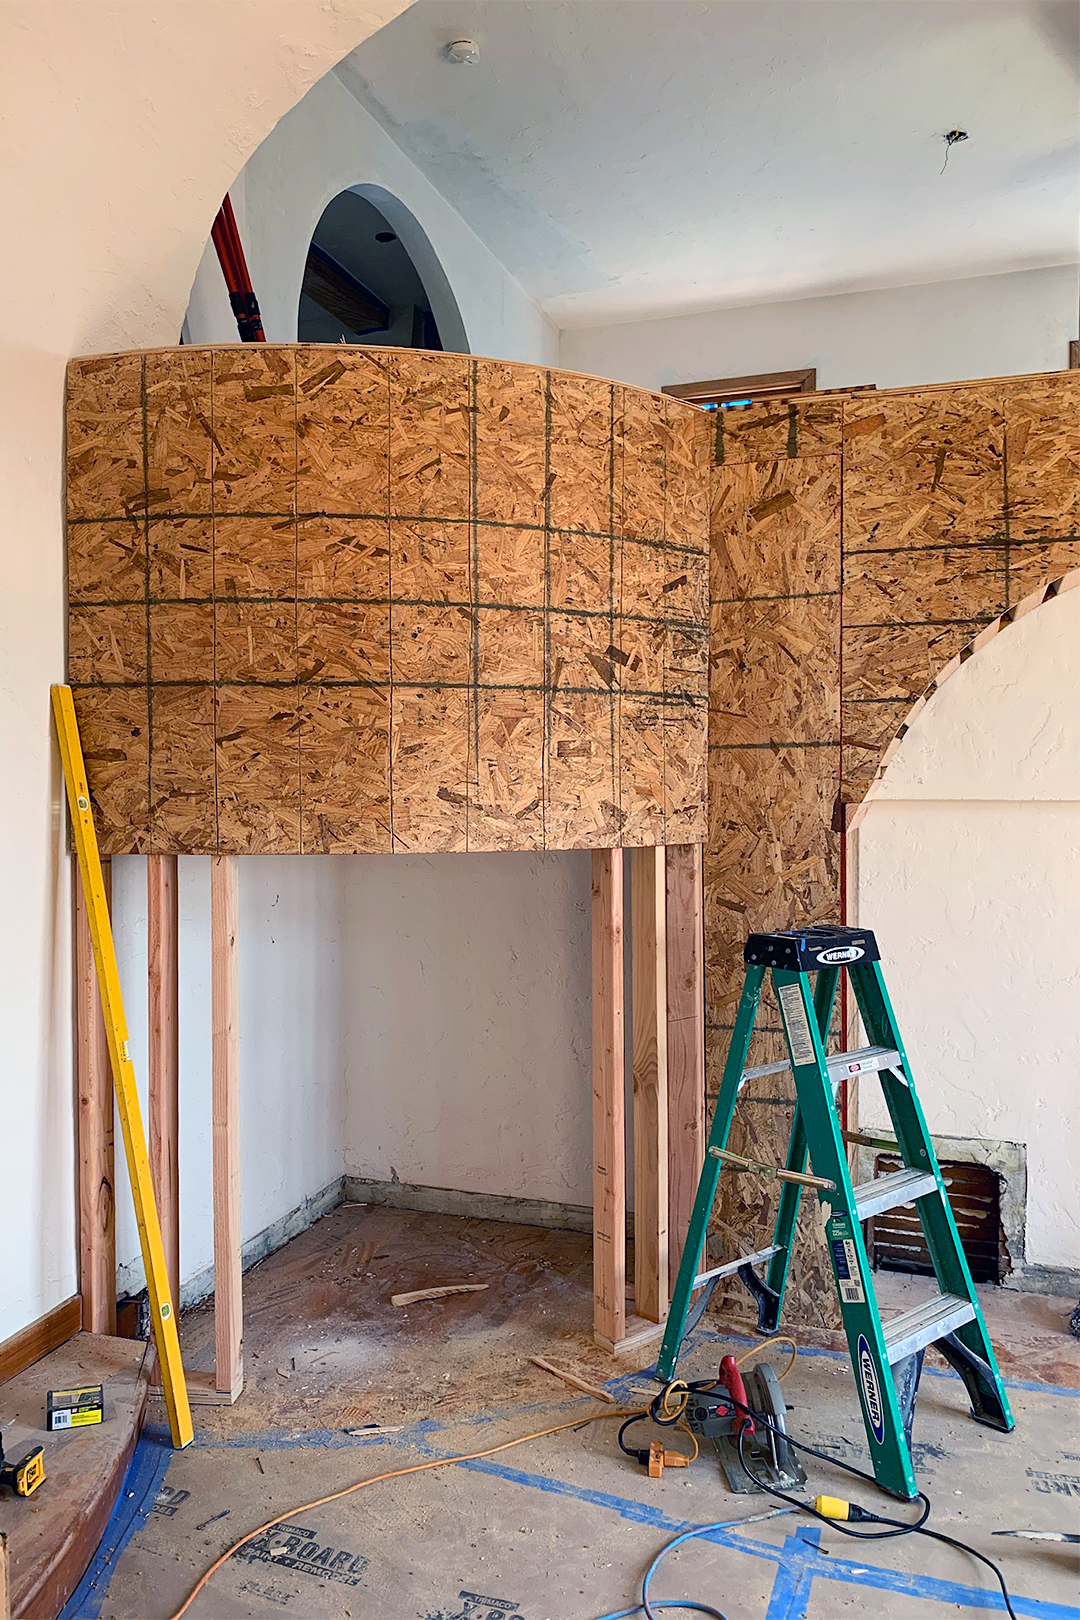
[744,926,880,972]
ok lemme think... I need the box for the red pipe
[210,194,266,342]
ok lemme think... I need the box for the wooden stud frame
[147,855,180,1308]
[185,856,244,1406]
[665,844,706,1290]
[592,842,705,1349]
[79,850,244,1404]
[201,856,243,1402]
[591,849,626,1349]
[631,845,668,1324]
[75,860,115,1335]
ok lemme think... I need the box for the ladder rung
[740,1044,902,1089]
[853,1168,939,1222]
[693,1245,781,1290]
[882,1294,976,1364]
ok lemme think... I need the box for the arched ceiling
[337,0,1080,328]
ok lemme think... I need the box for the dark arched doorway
[298,188,467,352]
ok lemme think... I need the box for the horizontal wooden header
[66,345,711,855]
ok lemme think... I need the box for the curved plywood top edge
[65,343,708,414]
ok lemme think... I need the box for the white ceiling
[336,0,1079,329]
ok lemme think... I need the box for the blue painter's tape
[763,1532,819,1620]
[57,1427,173,1620]
[803,1545,1079,1618]
[451,1446,1076,1619]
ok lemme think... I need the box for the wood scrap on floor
[390,1283,489,1307]
[528,1356,615,1402]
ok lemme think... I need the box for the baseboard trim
[175,1178,345,1310]
[118,1176,600,1318]
[0,1295,83,1385]
[343,1175,596,1234]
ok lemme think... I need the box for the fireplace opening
[866,1154,1007,1284]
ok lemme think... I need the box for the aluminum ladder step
[693,1245,781,1290]
[741,1044,902,1089]
[853,1167,939,1222]
[882,1293,976,1364]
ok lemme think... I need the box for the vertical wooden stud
[148,855,180,1308]
[665,844,706,1293]
[211,855,242,1397]
[592,848,626,1347]
[631,846,668,1324]
[75,859,115,1336]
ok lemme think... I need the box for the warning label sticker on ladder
[777,983,817,1067]
[830,1237,866,1304]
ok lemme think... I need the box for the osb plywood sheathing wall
[707,371,1080,1327]
[66,347,711,857]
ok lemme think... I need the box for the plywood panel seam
[542,370,553,850]
[469,358,480,849]
[141,356,153,847]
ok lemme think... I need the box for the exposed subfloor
[68,1205,1080,1620]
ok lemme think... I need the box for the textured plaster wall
[339,853,594,1204]
[560,265,1079,393]
[857,588,1080,1272]
[0,0,412,1343]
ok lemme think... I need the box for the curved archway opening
[298,186,468,353]
[854,576,1079,1288]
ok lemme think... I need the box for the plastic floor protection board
[62,1334,1080,1620]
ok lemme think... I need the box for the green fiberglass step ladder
[657,926,1014,1501]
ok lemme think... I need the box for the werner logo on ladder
[657,925,1014,1502]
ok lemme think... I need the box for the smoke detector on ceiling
[445,38,480,65]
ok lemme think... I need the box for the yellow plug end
[815,1495,851,1520]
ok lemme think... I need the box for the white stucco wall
[559,265,1079,393]
[856,586,1080,1274]
[339,853,594,1204]
[0,0,414,1345]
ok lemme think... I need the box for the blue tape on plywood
[763,1532,820,1620]
[452,1452,1079,1618]
[57,1425,173,1620]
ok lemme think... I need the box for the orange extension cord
[165,1340,796,1618]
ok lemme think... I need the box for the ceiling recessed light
[445,38,480,65]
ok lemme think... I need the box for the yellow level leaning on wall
[51,685,193,1449]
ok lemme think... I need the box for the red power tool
[681,1355,805,1495]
